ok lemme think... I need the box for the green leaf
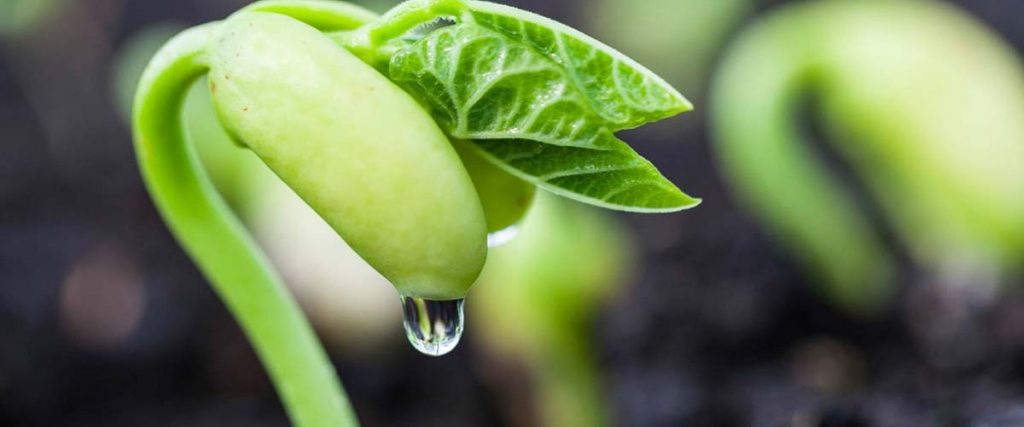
[470,139,698,212]
[387,4,698,212]
[465,1,692,129]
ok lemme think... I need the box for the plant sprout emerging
[131,0,694,425]
[711,0,1024,313]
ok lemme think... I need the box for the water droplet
[400,296,464,356]
[487,224,520,247]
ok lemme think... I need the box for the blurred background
[2,0,1024,426]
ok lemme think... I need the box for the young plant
[132,0,695,425]
[0,0,61,38]
[473,193,633,427]
[710,0,1024,313]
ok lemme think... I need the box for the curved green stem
[711,0,1024,310]
[364,0,467,44]
[535,325,608,427]
[132,23,357,427]
[243,0,379,32]
[709,8,894,313]
[335,0,467,65]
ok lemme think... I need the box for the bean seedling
[132,0,695,425]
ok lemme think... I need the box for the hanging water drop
[487,224,521,247]
[400,296,465,356]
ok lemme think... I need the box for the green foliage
[131,1,693,425]
[386,1,698,212]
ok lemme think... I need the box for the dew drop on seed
[400,296,464,356]
[487,224,520,248]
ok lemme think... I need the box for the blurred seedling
[711,0,1024,314]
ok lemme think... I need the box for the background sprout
[710,0,1024,313]
[131,0,693,425]
[473,193,633,427]
[0,0,62,39]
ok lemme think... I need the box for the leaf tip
[677,94,695,114]
[655,194,702,213]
